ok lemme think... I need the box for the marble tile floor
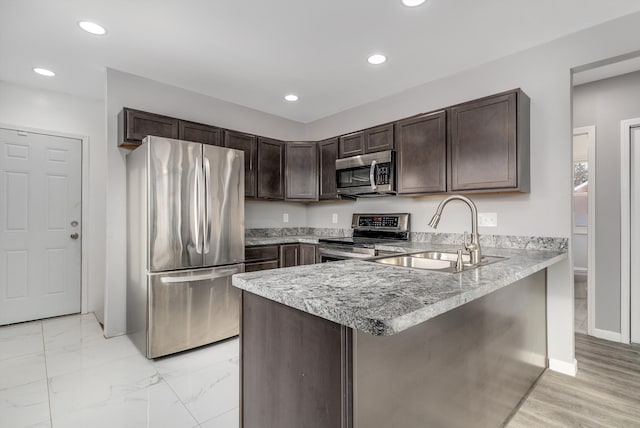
[0,313,239,428]
[575,276,588,334]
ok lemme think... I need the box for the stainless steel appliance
[318,213,409,262]
[126,136,244,358]
[336,150,396,197]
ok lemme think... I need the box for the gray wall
[573,70,640,333]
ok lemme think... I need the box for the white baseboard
[548,358,578,377]
[591,328,623,343]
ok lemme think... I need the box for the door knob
[70,233,79,240]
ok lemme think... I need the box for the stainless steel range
[318,213,410,262]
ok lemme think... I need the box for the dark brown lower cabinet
[279,244,299,268]
[299,243,317,265]
[241,292,350,428]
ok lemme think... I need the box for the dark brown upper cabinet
[339,124,394,159]
[338,131,364,158]
[364,123,394,153]
[178,120,221,146]
[448,89,530,193]
[285,142,318,201]
[257,138,285,200]
[396,111,447,195]
[118,108,179,149]
[318,138,339,200]
[224,130,258,198]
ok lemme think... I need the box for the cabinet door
[224,130,258,198]
[396,111,447,195]
[449,90,528,192]
[179,120,221,146]
[364,123,394,153]
[118,108,179,149]
[338,132,364,158]
[318,138,339,200]
[258,138,285,200]
[279,244,299,268]
[299,244,317,265]
[285,142,318,201]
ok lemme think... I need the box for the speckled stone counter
[233,244,566,336]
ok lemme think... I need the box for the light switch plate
[283,213,289,223]
[478,212,498,227]
[332,213,338,224]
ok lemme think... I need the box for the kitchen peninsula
[232,242,566,428]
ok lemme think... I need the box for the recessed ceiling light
[33,67,55,77]
[402,0,426,6]
[78,21,107,35]
[367,54,387,65]
[284,94,299,102]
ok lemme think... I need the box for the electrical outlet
[283,213,289,223]
[332,213,338,224]
[478,212,497,227]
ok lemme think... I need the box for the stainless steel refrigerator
[126,136,244,358]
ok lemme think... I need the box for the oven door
[336,151,395,196]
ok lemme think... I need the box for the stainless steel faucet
[428,195,482,265]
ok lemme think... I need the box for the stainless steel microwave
[335,150,396,197]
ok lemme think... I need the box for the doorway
[621,118,640,344]
[0,127,82,325]
[572,126,595,336]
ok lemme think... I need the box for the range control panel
[358,216,399,228]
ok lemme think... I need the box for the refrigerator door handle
[193,157,201,254]
[159,268,241,284]
[204,157,212,254]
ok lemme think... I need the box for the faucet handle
[463,231,470,248]
[455,249,464,272]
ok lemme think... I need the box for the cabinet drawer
[245,260,280,272]
[245,245,280,263]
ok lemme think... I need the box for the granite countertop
[232,243,566,336]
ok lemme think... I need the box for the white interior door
[0,128,82,325]
[631,125,640,344]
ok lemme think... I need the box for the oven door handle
[369,160,377,191]
[319,249,375,259]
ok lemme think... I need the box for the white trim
[592,328,623,343]
[548,358,578,377]
[621,118,640,344]
[0,122,90,315]
[573,126,596,338]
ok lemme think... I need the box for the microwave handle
[369,160,377,191]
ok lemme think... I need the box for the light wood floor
[507,334,640,427]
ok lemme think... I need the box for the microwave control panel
[376,163,391,185]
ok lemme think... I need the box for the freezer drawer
[147,264,243,358]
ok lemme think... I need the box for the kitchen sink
[369,251,506,273]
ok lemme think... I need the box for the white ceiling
[2,0,640,123]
